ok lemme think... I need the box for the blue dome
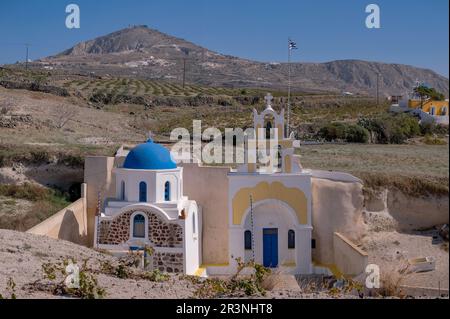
[123,139,177,170]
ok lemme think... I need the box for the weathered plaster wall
[84,156,116,246]
[333,232,368,276]
[27,184,88,246]
[311,177,367,265]
[365,188,449,230]
[182,163,230,264]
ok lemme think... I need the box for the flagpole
[287,38,291,137]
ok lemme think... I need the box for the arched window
[277,145,282,169]
[442,106,448,116]
[430,106,436,115]
[120,181,125,200]
[288,230,295,249]
[133,214,145,238]
[164,181,171,201]
[244,230,252,250]
[265,120,272,139]
[192,212,196,234]
[139,181,147,202]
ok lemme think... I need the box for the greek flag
[288,39,298,50]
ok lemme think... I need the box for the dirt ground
[362,228,449,289]
[0,228,446,299]
[0,229,360,299]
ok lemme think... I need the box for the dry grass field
[299,142,449,196]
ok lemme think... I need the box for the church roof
[123,139,177,170]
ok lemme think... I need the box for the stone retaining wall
[153,251,184,273]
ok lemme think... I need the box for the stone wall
[98,209,183,247]
[153,251,184,273]
[364,187,449,231]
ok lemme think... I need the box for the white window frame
[130,211,148,240]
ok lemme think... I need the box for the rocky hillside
[32,25,447,97]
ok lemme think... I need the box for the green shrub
[318,122,369,143]
[420,122,449,136]
[358,113,421,144]
[318,122,347,141]
[345,125,369,143]
[142,269,170,282]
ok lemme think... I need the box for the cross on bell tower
[264,93,273,109]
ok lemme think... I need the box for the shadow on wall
[58,209,88,245]
[27,183,89,247]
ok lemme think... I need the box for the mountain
[39,25,449,96]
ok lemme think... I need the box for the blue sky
[0,0,448,76]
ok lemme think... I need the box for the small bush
[420,122,449,136]
[142,269,170,282]
[318,122,347,141]
[0,278,17,299]
[346,125,370,143]
[358,113,421,144]
[318,122,369,143]
[194,258,270,298]
[421,134,447,145]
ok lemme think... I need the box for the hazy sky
[0,0,448,76]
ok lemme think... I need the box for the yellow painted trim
[232,181,308,225]
[278,140,293,148]
[313,261,343,279]
[277,124,283,140]
[256,124,262,139]
[194,266,206,277]
[284,155,291,173]
[201,263,230,267]
[281,261,296,267]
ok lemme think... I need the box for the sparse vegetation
[298,143,449,197]
[421,134,447,145]
[0,183,70,230]
[194,258,271,298]
[40,258,107,299]
[0,278,17,299]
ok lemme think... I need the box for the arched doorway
[242,200,298,267]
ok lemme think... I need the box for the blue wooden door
[263,228,278,267]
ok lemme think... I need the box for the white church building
[94,139,201,275]
[79,93,367,277]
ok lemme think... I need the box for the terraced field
[63,78,266,98]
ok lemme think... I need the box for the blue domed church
[94,139,201,275]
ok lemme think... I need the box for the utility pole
[376,72,380,105]
[182,58,186,88]
[287,38,297,137]
[25,43,29,70]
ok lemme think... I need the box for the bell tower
[238,93,299,174]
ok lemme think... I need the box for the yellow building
[408,99,449,116]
